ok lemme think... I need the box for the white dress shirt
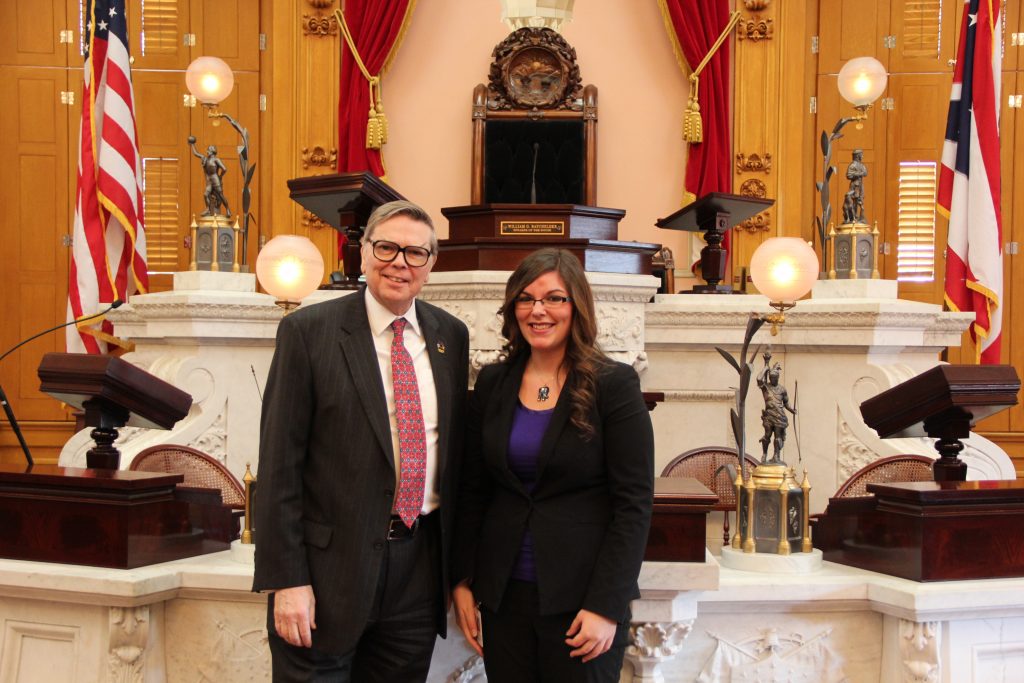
[364,288,440,514]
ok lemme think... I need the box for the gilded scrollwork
[736,152,773,175]
[302,210,331,231]
[738,17,774,42]
[739,178,767,199]
[487,28,583,111]
[302,13,337,37]
[737,213,771,233]
[301,146,338,170]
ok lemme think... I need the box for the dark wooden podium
[437,204,660,274]
[812,480,1024,581]
[38,352,192,470]
[0,464,233,569]
[860,364,1020,481]
[644,477,718,563]
[813,364,1024,581]
[656,193,773,293]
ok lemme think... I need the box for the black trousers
[480,579,630,683]
[268,511,441,683]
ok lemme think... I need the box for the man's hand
[565,609,616,662]
[452,581,483,656]
[274,584,317,648]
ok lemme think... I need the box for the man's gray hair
[362,200,438,254]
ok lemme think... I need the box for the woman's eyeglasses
[369,240,433,267]
[514,294,573,309]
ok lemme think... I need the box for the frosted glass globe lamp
[185,56,235,107]
[750,237,819,334]
[256,236,325,313]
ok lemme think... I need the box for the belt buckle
[387,516,417,541]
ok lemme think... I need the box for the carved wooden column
[731,0,817,286]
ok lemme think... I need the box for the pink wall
[382,0,696,266]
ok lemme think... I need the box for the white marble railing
[3,552,1024,683]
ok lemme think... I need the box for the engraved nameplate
[499,221,565,236]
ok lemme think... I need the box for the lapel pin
[437,341,446,354]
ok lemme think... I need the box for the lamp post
[815,57,887,278]
[185,56,256,269]
[255,235,325,313]
[716,238,818,553]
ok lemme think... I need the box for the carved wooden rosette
[739,0,773,42]
[301,145,338,170]
[736,152,773,175]
[737,177,771,233]
[487,28,583,111]
[302,0,337,38]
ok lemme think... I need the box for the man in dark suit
[253,200,469,682]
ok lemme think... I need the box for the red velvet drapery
[660,0,734,255]
[336,0,414,176]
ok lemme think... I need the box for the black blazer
[253,290,469,655]
[453,356,654,622]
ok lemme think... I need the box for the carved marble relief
[837,411,882,485]
[627,621,693,682]
[108,606,149,683]
[698,628,846,682]
[899,620,940,683]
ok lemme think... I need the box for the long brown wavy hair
[499,248,609,439]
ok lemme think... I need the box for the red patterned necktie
[390,318,427,528]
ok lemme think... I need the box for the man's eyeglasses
[513,294,573,309]
[369,240,433,267]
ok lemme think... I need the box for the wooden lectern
[813,364,1024,581]
[38,352,192,470]
[0,354,232,569]
[656,193,773,293]
[860,364,1020,481]
[287,171,405,288]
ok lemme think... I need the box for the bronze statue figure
[757,351,796,464]
[842,149,867,224]
[188,136,231,218]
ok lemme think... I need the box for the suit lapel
[419,302,452,478]
[338,291,395,471]
[534,371,573,483]
[487,359,529,495]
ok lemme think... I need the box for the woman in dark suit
[452,248,654,682]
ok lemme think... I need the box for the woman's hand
[565,609,616,662]
[453,581,483,656]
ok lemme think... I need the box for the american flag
[66,0,147,354]
[937,0,1002,364]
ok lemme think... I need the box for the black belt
[387,512,434,541]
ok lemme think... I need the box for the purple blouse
[506,401,554,582]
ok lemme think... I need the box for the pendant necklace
[536,368,560,402]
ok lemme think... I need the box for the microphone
[0,299,124,467]
[0,300,123,366]
[530,142,540,204]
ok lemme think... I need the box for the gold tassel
[366,106,381,150]
[682,74,703,143]
[376,101,388,145]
